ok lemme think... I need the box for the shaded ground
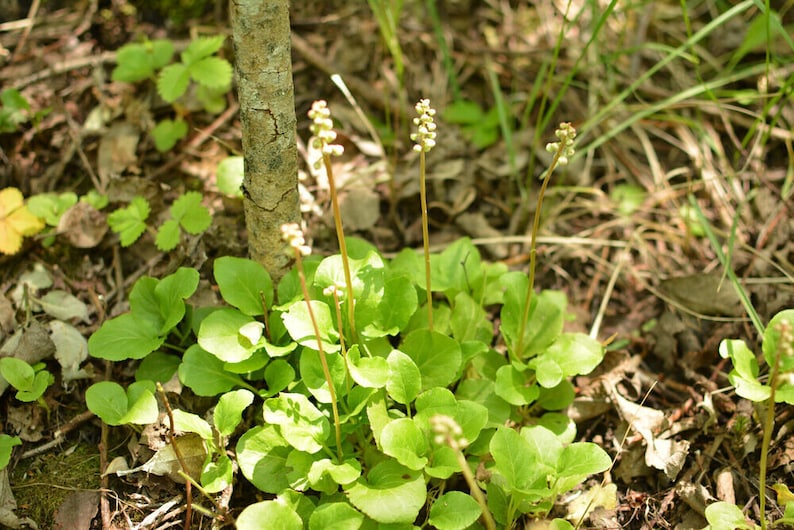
[1,0,793,528]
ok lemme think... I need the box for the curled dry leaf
[57,201,108,248]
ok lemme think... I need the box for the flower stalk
[309,100,358,342]
[514,122,576,359]
[281,223,343,463]
[411,99,437,330]
[430,414,496,530]
[759,318,793,530]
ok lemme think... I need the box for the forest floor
[1,1,793,529]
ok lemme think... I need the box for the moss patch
[11,442,101,528]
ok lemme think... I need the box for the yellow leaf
[0,187,45,255]
[772,483,794,506]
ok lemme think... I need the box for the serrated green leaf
[112,40,174,82]
[107,196,150,246]
[171,191,211,234]
[155,219,180,250]
[181,35,226,64]
[151,118,187,152]
[157,63,190,102]
[189,56,232,89]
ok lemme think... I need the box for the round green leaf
[428,491,482,530]
[263,393,330,454]
[400,329,461,390]
[346,460,426,524]
[386,349,421,405]
[197,308,258,363]
[308,502,364,530]
[216,156,244,197]
[178,344,245,396]
[236,500,302,530]
[88,313,164,361]
[215,388,254,436]
[347,345,389,388]
[282,300,340,353]
[214,256,273,315]
[236,425,291,494]
[380,418,428,470]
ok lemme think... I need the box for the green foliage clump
[83,110,611,528]
[112,35,232,152]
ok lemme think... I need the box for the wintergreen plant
[411,98,437,330]
[705,309,794,530]
[308,100,358,341]
[86,109,610,528]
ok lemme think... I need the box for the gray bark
[231,0,300,280]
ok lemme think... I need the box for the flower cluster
[410,99,437,153]
[429,414,469,451]
[545,122,576,166]
[308,100,344,158]
[280,222,311,256]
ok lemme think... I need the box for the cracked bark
[231,0,299,280]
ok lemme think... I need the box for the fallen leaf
[0,188,45,255]
[57,201,108,248]
[49,320,92,383]
[52,490,99,530]
[117,433,206,484]
[38,291,90,322]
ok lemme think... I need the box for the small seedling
[706,309,794,530]
[0,357,54,410]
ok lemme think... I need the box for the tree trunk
[230,0,299,280]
